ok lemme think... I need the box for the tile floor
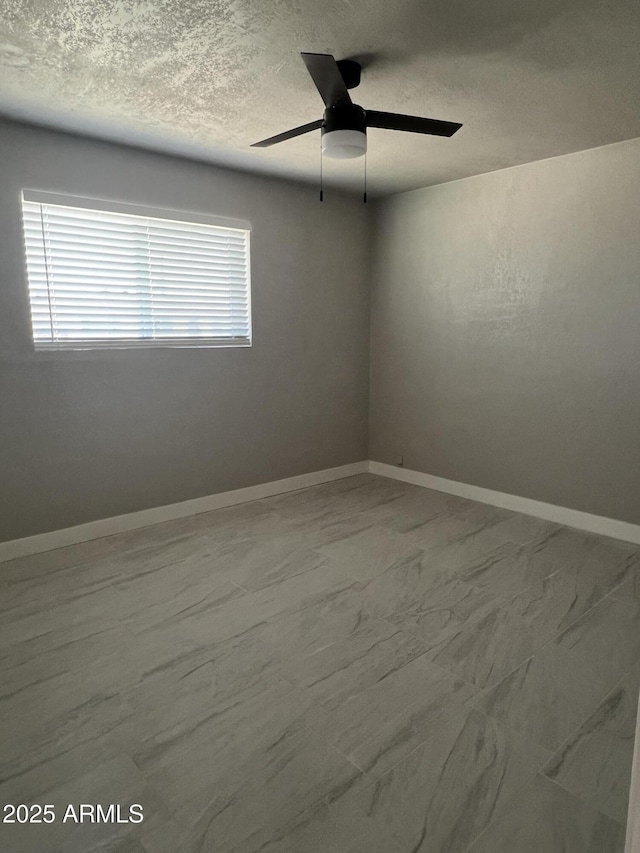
[1,473,639,852]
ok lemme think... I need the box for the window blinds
[21,194,252,350]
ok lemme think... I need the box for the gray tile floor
[1,473,639,852]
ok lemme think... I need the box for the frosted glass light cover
[321,129,367,159]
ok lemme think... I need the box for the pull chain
[319,133,324,202]
[363,149,367,203]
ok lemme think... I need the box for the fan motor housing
[336,59,362,90]
[322,103,366,135]
[322,104,367,159]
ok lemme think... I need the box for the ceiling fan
[252,52,462,160]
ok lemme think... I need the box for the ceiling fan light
[321,129,367,159]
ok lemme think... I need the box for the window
[21,191,251,350]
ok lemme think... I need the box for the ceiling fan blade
[366,110,462,137]
[251,119,323,148]
[301,52,352,108]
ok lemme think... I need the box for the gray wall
[0,119,370,541]
[370,138,640,524]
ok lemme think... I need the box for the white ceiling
[1,0,640,197]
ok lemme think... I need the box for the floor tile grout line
[352,704,477,789]
[245,558,364,597]
[277,627,482,788]
[457,770,557,853]
[392,602,536,694]
[539,662,640,776]
[456,771,549,853]
[486,553,635,660]
[472,641,631,752]
[460,557,640,707]
[477,645,640,769]
[541,771,628,828]
[471,704,554,763]
[378,609,502,681]
[419,652,486,693]
[351,701,545,853]
[604,566,640,603]
[329,743,367,776]
[351,533,634,698]
[359,612,489,694]
[276,671,297,689]
[533,569,639,658]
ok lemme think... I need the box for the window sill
[1,341,253,365]
[33,340,252,353]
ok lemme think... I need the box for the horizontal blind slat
[27,280,248,293]
[25,218,247,246]
[29,294,249,306]
[24,235,248,259]
[24,203,248,232]
[26,271,249,284]
[24,249,248,267]
[40,308,250,318]
[24,203,248,236]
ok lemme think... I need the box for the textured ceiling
[1,0,640,197]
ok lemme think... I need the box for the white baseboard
[3,458,639,563]
[0,461,369,563]
[369,461,640,545]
